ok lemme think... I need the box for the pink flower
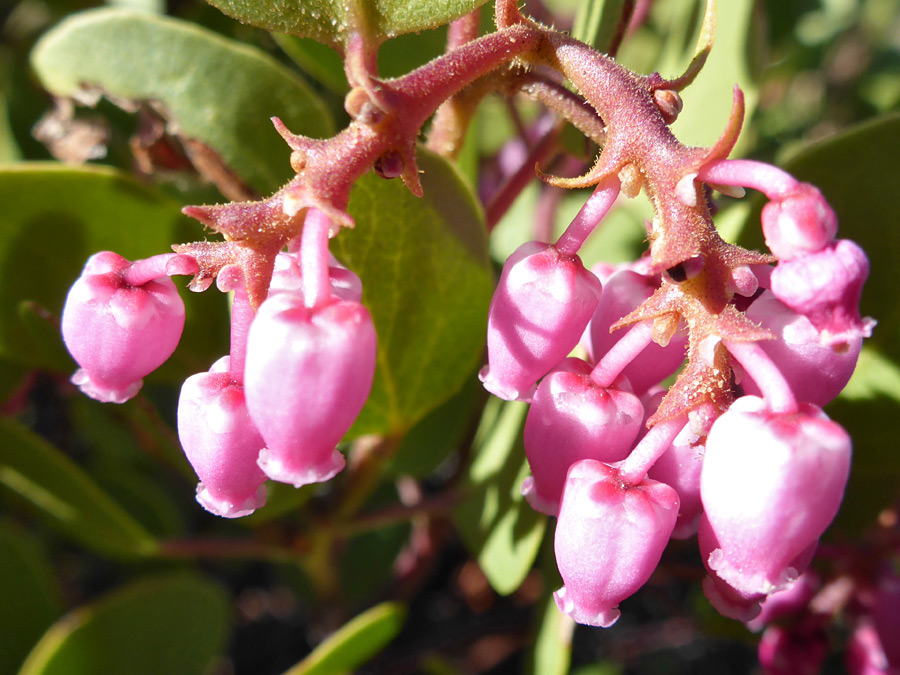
[244,293,376,488]
[480,242,602,401]
[585,268,687,394]
[700,396,851,597]
[553,459,679,627]
[177,356,267,518]
[522,359,643,515]
[761,183,838,260]
[770,239,874,347]
[647,421,705,539]
[61,251,186,403]
[742,290,861,406]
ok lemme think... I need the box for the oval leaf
[283,601,406,675]
[453,399,547,595]
[0,163,228,374]
[0,418,156,558]
[0,523,62,675]
[19,575,229,675]
[208,0,488,49]
[332,148,493,437]
[30,8,333,194]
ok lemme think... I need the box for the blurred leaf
[528,595,574,675]
[453,399,546,595]
[19,575,229,675]
[205,0,488,50]
[0,417,156,557]
[282,601,407,675]
[828,347,900,535]
[31,8,333,194]
[0,163,228,375]
[377,24,449,78]
[339,523,409,605]
[658,0,763,153]
[273,34,349,95]
[387,370,484,479]
[0,522,61,675]
[572,0,630,53]
[0,96,20,163]
[333,148,493,437]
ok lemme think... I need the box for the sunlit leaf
[31,8,333,194]
[0,417,157,558]
[453,399,546,595]
[282,601,406,675]
[528,595,574,675]
[19,576,228,675]
[206,0,488,50]
[333,148,493,437]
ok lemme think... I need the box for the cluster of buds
[61,208,376,518]
[481,155,873,626]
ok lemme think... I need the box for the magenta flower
[244,293,376,488]
[177,356,267,518]
[761,183,838,260]
[522,358,643,515]
[770,239,874,346]
[61,251,187,403]
[553,459,679,627]
[480,241,602,401]
[700,396,851,596]
[742,290,861,406]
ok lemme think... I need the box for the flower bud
[847,621,895,675]
[762,183,837,260]
[742,291,861,406]
[480,242,602,402]
[554,459,679,627]
[244,294,376,487]
[700,396,851,597]
[758,623,829,675]
[771,239,874,347]
[61,251,185,403]
[177,356,267,518]
[647,422,705,539]
[522,359,643,515]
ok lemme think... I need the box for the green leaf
[0,417,156,557]
[0,522,62,675]
[827,347,900,535]
[572,0,630,54]
[453,399,547,595]
[0,163,228,375]
[332,148,493,437]
[528,595,575,675]
[206,0,488,50]
[282,601,406,675]
[31,8,333,195]
[658,0,762,153]
[273,34,349,95]
[19,575,229,675]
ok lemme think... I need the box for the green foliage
[0,164,227,375]
[204,0,489,49]
[0,418,157,558]
[18,576,229,675]
[0,523,61,675]
[282,602,406,675]
[453,399,546,595]
[30,8,333,195]
[333,148,493,437]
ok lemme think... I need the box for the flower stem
[618,415,686,485]
[228,285,253,385]
[301,208,332,310]
[724,339,798,414]
[589,321,654,388]
[555,173,622,255]
[698,159,799,200]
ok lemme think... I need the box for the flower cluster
[481,158,873,627]
[61,208,376,518]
